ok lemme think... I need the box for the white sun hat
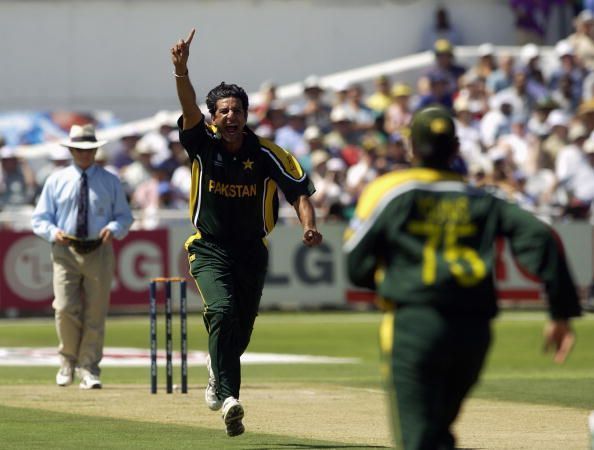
[60,124,107,150]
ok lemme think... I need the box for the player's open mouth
[225,125,239,134]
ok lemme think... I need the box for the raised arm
[292,195,323,247]
[171,28,203,130]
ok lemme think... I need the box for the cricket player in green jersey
[344,105,582,450]
[171,29,323,437]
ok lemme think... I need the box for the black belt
[63,235,103,254]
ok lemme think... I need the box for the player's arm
[171,28,203,130]
[292,195,323,247]
[499,200,581,363]
[343,182,385,290]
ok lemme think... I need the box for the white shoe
[78,370,102,390]
[56,365,74,387]
[205,355,223,411]
[221,397,245,437]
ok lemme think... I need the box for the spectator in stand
[416,71,454,112]
[384,132,411,171]
[577,97,594,135]
[343,83,376,134]
[581,67,594,101]
[567,9,594,71]
[111,129,142,170]
[556,121,589,194]
[154,130,186,178]
[366,74,392,116]
[312,156,351,221]
[549,40,587,108]
[453,95,485,169]
[308,149,330,212]
[119,139,156,198]
[457,71,489,120]
[511,169,538,212]
[520,43,548,93]
[300,75,332,133]
[345,145,379,201]
[541,109,571,169]
[94,147,119,177]
[275,103,308,165]
[492,68,540,122]
[486,52,515,94]
[170,131,192,203]
[261,100,287,134]
[489,147,518,199]
[481,94,515,148]
[383,82,413,135]
[301,125,325,174]
[131,162,185,229]
[472,43,498,81]
[324,106,357,156]
[425,39,466,96]
[143,111,178,167]
[250,80,277,125]
[524,147,559,219]
[421,6,462,51]
[332,80,350,108]
[0,146,37,210]
[498,116,538,175]
[36,146,72,195]
[551,73,579,113]
[562,136,594,219]
[130,163,171,211]
[527,97,557,140]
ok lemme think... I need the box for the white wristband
[173,70,188,78]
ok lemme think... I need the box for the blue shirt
[32,163,133,242]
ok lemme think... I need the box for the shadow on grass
[248,444,390,449]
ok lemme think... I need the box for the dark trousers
[189,237,268,400]
[380,306,491,450]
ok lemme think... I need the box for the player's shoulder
[256,134,288,156]
[357,168,464,216]
[254,134,305,181]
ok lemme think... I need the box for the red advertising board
[0,230,173,314]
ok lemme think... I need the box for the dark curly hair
[206,82,249,117]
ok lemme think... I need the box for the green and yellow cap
[410,106,457,164]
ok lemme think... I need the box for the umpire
[171,29,323,437]
[344,106,581,449]
[32,124,133,390]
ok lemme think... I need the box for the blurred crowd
[3,9,594,227]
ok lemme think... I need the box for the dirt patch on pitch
[0,384,588,449]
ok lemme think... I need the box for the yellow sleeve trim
[259,137,304,180]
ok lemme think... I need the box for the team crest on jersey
[214,152,224,167]
[243,158,254,170]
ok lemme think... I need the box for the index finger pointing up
[185,28,196,45]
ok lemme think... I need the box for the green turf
[0,310,593,448]
[1,404,386,450]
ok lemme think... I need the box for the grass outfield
[0,311,593,449]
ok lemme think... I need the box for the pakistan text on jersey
[208,180,258,198]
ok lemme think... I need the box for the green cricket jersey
[179,117,315,246]
[344,167,581,319]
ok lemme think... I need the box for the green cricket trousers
[188,236,268,401]
[380,305,491,450]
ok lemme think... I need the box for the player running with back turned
[344,105,581,450]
